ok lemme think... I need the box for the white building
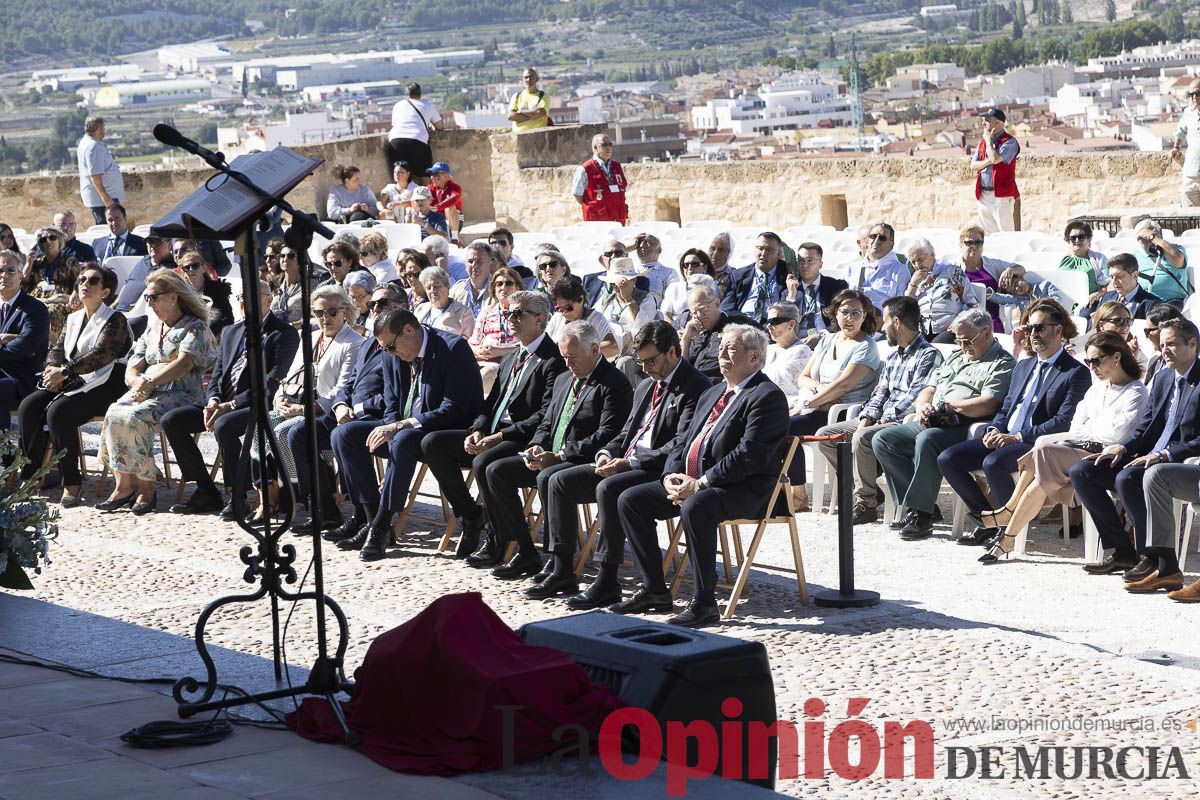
[452,108,511,129]
[25,64,142,93]
[300,80,405,103]
[158,43,233,74]
[919,4,959,16]
[1078,40,1200,79]
[1049,80,1131,130]
[893,62,966,88]
[89,78,212,108]
[979,63,1077,106]
[217,112,352,157]
[690,72,852,135]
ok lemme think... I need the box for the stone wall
[0,124,1186,239]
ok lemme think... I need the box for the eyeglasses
[264,253,281,261]
[681,260,705,269]
[635,351,665,368]
[1026,322,1060,333]
[955,329,985,347]
[961,239,984,246]
[837,308,864,318]
[501,308,530,321]
[382,337,400,354]
[39,235,60,242]
[325,259,343,269]
[765,316,792,327]
[281,252,298,260]
[1066,234,1090,243]
[179,263,203,273]
[493,279,517,288]
[312,308,342,319]
[868,233,890,242]
[602,250,625,258]
[143,292,164,303]
[554,302,577,313]
[0,267,19,275]
[1189,91,1200,98]
[368,299,395,311]
[77,275,103,286]
[1083,356,1107,367]
[537,261,560,271]
[1101,317,1132,328]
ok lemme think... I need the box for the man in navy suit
[791,241,849,341]
[90,203,147,261]
[483,320,633,582]
[1071,318,1200,577]
[613,323,789,628]
[420,291,566,562]
[0,250,50,427]
[720,231,790,325]
[164,280,300,515]
[535,321,711,607]
[1079,253,1164,324]
[937,302,1091,544]
[336,307,483,561]
[301,288,405,537]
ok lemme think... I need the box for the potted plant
[0,431,59,590]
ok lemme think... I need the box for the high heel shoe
[978,530,1016,565]
[979,506,1014,528]
[131,493,157,515]
[96,493,135,512]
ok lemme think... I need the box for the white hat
[599,256,644,284]
[410,186,433,202]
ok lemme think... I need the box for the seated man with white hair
[904,237,981,342]
[707,232,735,298]
[840,221,909,314]
[1132,218,1189,306]
[630,232,679,302]
[420,234,468,284]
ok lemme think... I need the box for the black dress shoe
[337,525,373,551]
[169,488,224,515]
[957,526,999,546]
[131,493,157,516]
[220,499,246,522]
[899,511,934,540]
[359,526,392,562]
[608,587,674,614]
[455,513,486,559]
[533,556,556,582]
[96,493,135,512]
[491,553,543,580]
[466,536,502,568]
[668,601,720,629]
[565,582,622,611]
[889,510,915,531]
[1122,555,1156,582]
[524,571,580,600]
[1083,552,1139,575]
[294,507,343,534]
[324,517,366,542]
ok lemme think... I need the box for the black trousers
[160,405,255,494]
[617,480,772,603]
[544,464,656,564]
[289,412,340,510]
[0,377,21,429]
[482,455,576,554]
[17,367,126,486]
[419,429,523,521]
[1069,458,1149,555]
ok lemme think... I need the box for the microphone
[153,123,223,164]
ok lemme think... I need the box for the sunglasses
[143,292,164,303]
[325,259,344,268]
[493,279,517,288]
[501,308,530,321]
[1101,317,1132,328]
[1066,234,1090,243]
[1145,326,1160,335]
[1083,356,1108,367]
[312,308,342,319]
[554,302,577,313]
[77,274,103,286]
[1189,91,1200,98]
[382,337,399,353]
[955,329,985,347]
[602,250,625,258]
[537,261,561,270]
[765,316,792,326]
[0,267,20,275]
[681,260,705,269]
[39,235,60,242]
[172,247,190,255]
[368,299,395,311]
[264,253,281,261]
[281,252,298,260]
[961,239,984,246]
[1026,322,1060,333]
[179,264,203,273]
[868,234,890,241]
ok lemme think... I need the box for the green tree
[1105,0,1116,21]
[1013,16,1023,38]
[1061,1,1072,23]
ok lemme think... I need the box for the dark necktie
[490,348,531,433]
[625,381,667,458]
[754,273,769,323]
[0,303,9,328]
[226,335,249,398]
[685,389,733,478]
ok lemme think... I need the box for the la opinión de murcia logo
[498,699,1193,796]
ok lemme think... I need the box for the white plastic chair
[102,255,142,287]
[684,219,733,230]
[808,402,863,514]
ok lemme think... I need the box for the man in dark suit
[791,241,849,341]
[482,320,633,581]
[1071,318,1200,577]
[613,323,788,628]
[336,308,483,561]
[719,231,790,325]
[533,321,711,607]
[53,210,96,264]
[420,290,566,561]
[302,289,406,537]
[0,250,50,427]
[680,283,755,381]
[90,203,147,261]
[937,302,1091,544]
[164,280,300,515]
[1079,252,1164,324]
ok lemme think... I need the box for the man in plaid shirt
[817,295,942,523]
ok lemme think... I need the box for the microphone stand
[162,138,358,743]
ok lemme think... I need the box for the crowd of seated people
[9,204,1200,620]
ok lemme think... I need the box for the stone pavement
[11,450,1200,798]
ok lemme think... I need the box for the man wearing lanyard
[335,308,483,562]
[938,303,1090,545]
[450,242,496,317]
[785,241,848,344]
[532,321,711,605]
[419,292,566,562]
[721,232,789,325]
[480,321,633,582]
[613,324,788,628]
[572,133,629,225]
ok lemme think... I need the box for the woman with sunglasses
[977,331,1147,564]
[546,274,620,357]
[319,241,361,288]
[396,248,431,308]
[17,265,130,507]
[269,245,316,326]
[0,223,23,268]
[468,266,525,393]
[342,270,377,335]
[251,286,364,521]
[261,238,285,291]
[787,289,882,511]
[661,249,716,326]
[1058,221,1109,294]
[416,266,474,337]
[1092,300,1148,372]
[100,269,217,514]
[357,231,398,283]
[23,225,77,291]
[176,251,234,339]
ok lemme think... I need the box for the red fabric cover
[288,592,624,775]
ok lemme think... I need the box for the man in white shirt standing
[77,116,124,225]
[387,82,443,178]
[1173,78,1200,207]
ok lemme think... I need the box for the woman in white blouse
[415,266,475,338]
[762,301,813,403]
[253,286,363,517]
[978,331,1149,564]
[357,231,399,284]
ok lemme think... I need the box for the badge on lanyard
[609,184,620,193]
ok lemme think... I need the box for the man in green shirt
[873,308,1016,538]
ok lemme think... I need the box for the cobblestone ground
[25,429,1200,798]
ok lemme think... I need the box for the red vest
[974,131,1020,199]
[580,158,628,224]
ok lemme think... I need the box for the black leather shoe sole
[491,557,543,580]
[524,575,580,600]
[565,585,622,610]
[668,605,720,628]
[608,592,674,614]
[359,544,387,562]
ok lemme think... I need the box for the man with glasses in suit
[0,249,50,429]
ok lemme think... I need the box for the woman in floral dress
[99,269,217,515]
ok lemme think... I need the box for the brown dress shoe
[1167,579,1200,603]
[1124,571,1185,594]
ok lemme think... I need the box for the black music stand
[150,146,357,741]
